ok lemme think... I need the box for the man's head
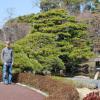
[5,41,11,48]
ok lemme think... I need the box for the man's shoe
[4,83,8,85]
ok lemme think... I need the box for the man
[1,41,13,84]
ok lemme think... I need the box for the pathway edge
[16,83,49,97]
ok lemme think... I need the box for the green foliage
[37,55,65,72]
[17,14,35,23]
[13,51,43,73]
[63,0,85,5]
[40,0,62,11]
[40,0,100,14]
[11,9,93,74]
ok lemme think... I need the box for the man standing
[1,41,13,84]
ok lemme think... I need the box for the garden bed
[15,73,79,100]
[0,71,79,100]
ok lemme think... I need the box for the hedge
[17,73,79,100]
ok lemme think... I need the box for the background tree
[40,0,100,14]
[77,12,100,54]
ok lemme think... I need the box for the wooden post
[94,71,99,80]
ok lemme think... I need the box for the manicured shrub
[37,55,65,74]
[45,85,79,100]
[13,52,43,73]
[17,73,79,100]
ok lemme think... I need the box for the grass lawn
[51,76,75,86]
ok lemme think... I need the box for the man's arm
[11,49,14,65]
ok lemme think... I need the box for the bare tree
[2,8,15,42]
[32,0,40,7]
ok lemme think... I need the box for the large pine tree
[0,9,93,74]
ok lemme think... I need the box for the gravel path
[0,83,45,100]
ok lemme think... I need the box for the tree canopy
[8,9,93,74]
[40,0,100,14]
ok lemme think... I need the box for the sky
[0,0,40,28]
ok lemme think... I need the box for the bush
[17,73,79,100]
[83,91,100,100]
[45,85,79,100]
[14,52,43,73]
[37,55,65,74]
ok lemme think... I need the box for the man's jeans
[2,63,12,84]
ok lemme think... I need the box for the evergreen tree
[0,9,92,73]
[12,9,92,74]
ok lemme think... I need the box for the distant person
[1,41,13,84]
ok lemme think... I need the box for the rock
[77,88,92,100]
[74,76,90,79]
[72,77,97,89]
